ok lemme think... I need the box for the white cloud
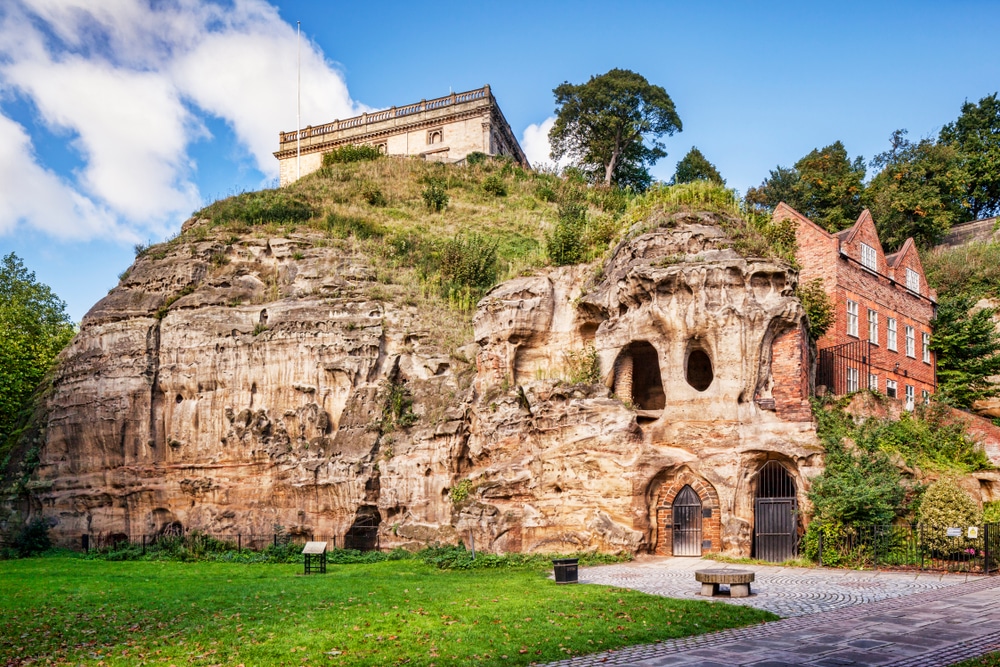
[0,0,362,241]
[521,116,572,172]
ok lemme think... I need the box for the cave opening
[343,506,381,551]
[686,348,714,392]
[615,341,665,411]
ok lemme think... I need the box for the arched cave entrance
[671,485,703,557]
[752,460,798,562]
[685,347,714,392]
[343,506,381,551]
[614,341,665,412]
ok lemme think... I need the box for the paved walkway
[544,558,1000,666]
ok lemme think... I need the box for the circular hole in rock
[686,349,714,392]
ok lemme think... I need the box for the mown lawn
[0,555,776,666]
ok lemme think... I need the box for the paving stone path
[544,558,1000,666]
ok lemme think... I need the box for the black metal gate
[753,461,797,562]
[672,485,703,557]
[817,340,871,396]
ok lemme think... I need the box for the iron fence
[80,531,357,555]
[817,340,871,396]
[812,522,1000,573]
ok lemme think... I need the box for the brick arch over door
[650,469,721,556]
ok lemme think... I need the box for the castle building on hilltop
[274,85,528,185]
[776,203,937,406]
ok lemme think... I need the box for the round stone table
[694,568,755,598]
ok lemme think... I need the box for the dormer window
[906,268,920,294]
[860,243,877,271]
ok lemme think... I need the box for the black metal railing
[817,340,872,396]
[810,522,1000,573]
[80,531,355,555]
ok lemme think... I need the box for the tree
[865,129,966,250]
[939,93,1000,220]
[930,294,1000,409]
[549,69,682,190]
[671,147,725,185]
[744,142,865,232]
[0,253,75,451]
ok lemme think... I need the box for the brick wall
[652,471,721,556]
[771,322,813,422]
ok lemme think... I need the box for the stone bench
[695,568,755,598]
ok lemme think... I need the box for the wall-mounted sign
[968,527,979,539]
[946,527,963,537]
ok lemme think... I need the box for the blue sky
[1,0,998,322]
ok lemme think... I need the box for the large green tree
[0,253,75,451]
[549,69,682,191]
[930,294,1000,409]
[745,141,865,232]
[670,147,725,185]
[865,130,966,250]
[939,93,1000,220]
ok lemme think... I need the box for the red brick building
[774,203,937,407]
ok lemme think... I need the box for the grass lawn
[953,655,1000,667]
[0,555,776,666]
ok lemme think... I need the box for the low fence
[80,532,369,555]
[812,522,1000,573]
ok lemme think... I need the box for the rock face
[22,212,823,556]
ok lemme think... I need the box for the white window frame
[905,325,915,358]
[846,366,859,393]
[869,373,879,392]
[922,389,930,405]
[905,385,915,411]
[860,243,877,271]
[868,309,879,345]
[886,379,897,399]
[887,318,897,351]
[847,300,859,338]
[922,332,931,364]
[906,268,920,294]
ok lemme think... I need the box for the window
[847,300,859,337]
[922,389,930,405]
[922,332,931,364]
[906,268,920,294]
[887,318,897,351]
[869,373,879,391]
[868,309,879,344]
[905,385,915,411]
[846,367,859,393]
[886,379,897,399]
[905,325,915,357]
[861,243,877,271]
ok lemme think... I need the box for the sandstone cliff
[9,201,828,556]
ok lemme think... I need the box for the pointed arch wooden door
[672,485,703,556]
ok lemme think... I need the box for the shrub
[919,479,981,554]
[449,479,474,504]
[439,235,499,294]
[361,183,387,207]
[797,278,834,339]
[10,517,51,557]
[322,144,382,165]
[465,151,489,166]
[535,183,559,202]
[546,197,588,265]
[422,180,449,212]
[563,345,601,384]
[482,174,507,197]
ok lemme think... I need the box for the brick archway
[650,469,721,556]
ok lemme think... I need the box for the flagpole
[296,20,301,182]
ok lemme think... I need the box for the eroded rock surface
[22,212,824,555]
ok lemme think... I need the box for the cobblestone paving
[579,557,976,617]
[543,558,1000,667]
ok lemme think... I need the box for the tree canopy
[0,253,75,451]
[930,294,1000,409]
[549,69,681,191]
[670,147,725,185]
[745,141,865,232]
[939,93,1000,220]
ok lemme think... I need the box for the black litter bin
[552,558,579,584]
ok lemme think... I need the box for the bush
[10,518,51,557]
[563,345,601,384]
[322,144,382,165]
[439,235,499,294]
[482,174,507,197]
[919,479,981,554]
[796,278,834,339]
[546,197,588,265]
[465,151,490,166]
[422,180,449,212]
[200,190,314,226]
[360,183,387,207]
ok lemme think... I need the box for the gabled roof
[774,202,831,238]
[838,209,876,247]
